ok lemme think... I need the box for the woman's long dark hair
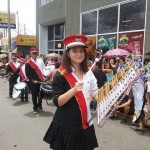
[62,47,89,73]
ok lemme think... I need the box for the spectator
[92,61,107,88]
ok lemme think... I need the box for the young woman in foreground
[43,34,99,150]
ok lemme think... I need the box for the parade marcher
[25,48,45,113]
[6,55,20,98]
[45,62,61,83]
[13,58,28,102]
[43,34,99,150]
[0,54,8,76]
[25,55,31,93]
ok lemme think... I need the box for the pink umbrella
[104,48,130,56]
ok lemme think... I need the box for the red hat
[29,47,38,53]
[12,55,17,59]
[19,57,26,63]
[63,34,87,49]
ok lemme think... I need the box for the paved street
[0,78,150,150]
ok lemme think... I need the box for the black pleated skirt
[43,121,98,150]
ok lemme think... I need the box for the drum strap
[9,62,17,72]
[27,59,44,81]
[20,66,27,81]
[58,67,88,129]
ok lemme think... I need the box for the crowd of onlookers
[90,52,150,132]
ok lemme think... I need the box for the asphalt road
[0,78,150,150]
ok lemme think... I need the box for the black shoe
[33,109,39,114]
[9,95,12,99]
[39,106,43,111]
[21,98,24,102]
[25,99,28,102]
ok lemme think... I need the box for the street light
[7,0,12,60]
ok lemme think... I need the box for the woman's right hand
[73,81,84,93]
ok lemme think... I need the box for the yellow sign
[16,35,36,46]
[1,37,8,45]
[0,12,16,29]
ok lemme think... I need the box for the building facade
[36,0,150,56]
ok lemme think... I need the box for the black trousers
[30,82,42,110]
[9,78,16,97]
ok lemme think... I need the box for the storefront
[81,0,147,54]
[37,0,149,56]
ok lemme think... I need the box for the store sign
[0,12,16,29]
[1,36,16,51]
[16,35,36,46]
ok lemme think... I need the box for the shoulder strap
[27,59,44,81]
[59,68,88,129]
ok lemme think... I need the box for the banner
[0,12,16,29]
[16,35,36,46]
[85,36,96,58]
[118,31,144,54]
[97,34,117,54]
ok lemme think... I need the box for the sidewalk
[0,78,150,150]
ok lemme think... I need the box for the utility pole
[24,24,26,35]
[16,11,19,34]
[7,0,12,60]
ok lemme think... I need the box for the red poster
[118,31,144,54]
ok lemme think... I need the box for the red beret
[63,34,87,49]
[19,57,26,63]
[29,47,38,53]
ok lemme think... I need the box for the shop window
[119,0,146,31]
[98,6,118,34]
[55,40,64,49]
[55,24,64,40]
[39,0,54,6]
[48,26,54,41]
[48,23,64,50]
[48,41,54,49]
[82,11,97,35]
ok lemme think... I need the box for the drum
[39,83,53,100]
[12,82,26,99]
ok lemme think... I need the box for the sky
[0,0,36,35]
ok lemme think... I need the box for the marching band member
[6,55,20,98]
[25,47,45,113]
[25,55,31,93]
[13,58,28,102]
[0,54,8,77]
[43,34,99,150]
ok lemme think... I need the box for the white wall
[39,24,48,55]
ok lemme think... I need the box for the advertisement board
[16,35,36,46]
[0,12,16,29]
[118,31,144,54]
